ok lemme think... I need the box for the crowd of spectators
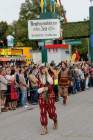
[0,61,93,112]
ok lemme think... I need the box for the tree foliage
[0,21,8,39]
[12,0,39,48]
[79,38,88,54]
[72,38,89,55]
[19,0,39,21]
[63,21,89,39]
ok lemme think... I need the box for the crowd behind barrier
[0,61,93,112]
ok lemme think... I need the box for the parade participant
[59,62,70,105]
[38,65,58,135]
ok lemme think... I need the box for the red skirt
[10,82,18,100]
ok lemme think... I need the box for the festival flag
[40,0,44,13]
[59,0,62,6]
[50,0,55,5]
[54,0,56,13]
[50,0,55,12]
[44,0,47,13]
[56,0,61,6]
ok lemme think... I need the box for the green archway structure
[62,21,89,39]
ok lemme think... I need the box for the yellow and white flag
[40,0,44,13]
[56,0,61,7]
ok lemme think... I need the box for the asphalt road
[0,88,93,140]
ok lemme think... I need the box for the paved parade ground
[0,88,93,140]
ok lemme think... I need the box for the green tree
[72,38,89,55]
[19,0,39,21]
[13,0,39,48]
[0,21,8,39]
[79,38,88,54]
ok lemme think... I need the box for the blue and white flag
[50,0,55,12]
[50,0,55,5]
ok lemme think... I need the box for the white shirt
[40,73,53,85]
[0,75,8,91]
[6,35,14,47]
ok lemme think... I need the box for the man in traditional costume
[59,62,70,105]
[38,66,58,135]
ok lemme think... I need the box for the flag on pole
[50,0,55,5]
[44,0,47,13]
[50,0,55,12]
[56,0,61,6]
[40,0,44,13]
[54,0,56,13]
[59,0,62,6]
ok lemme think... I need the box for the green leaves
[0,21,8,39]
[63,21,89,39]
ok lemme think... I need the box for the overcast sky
[0,0,91,24]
